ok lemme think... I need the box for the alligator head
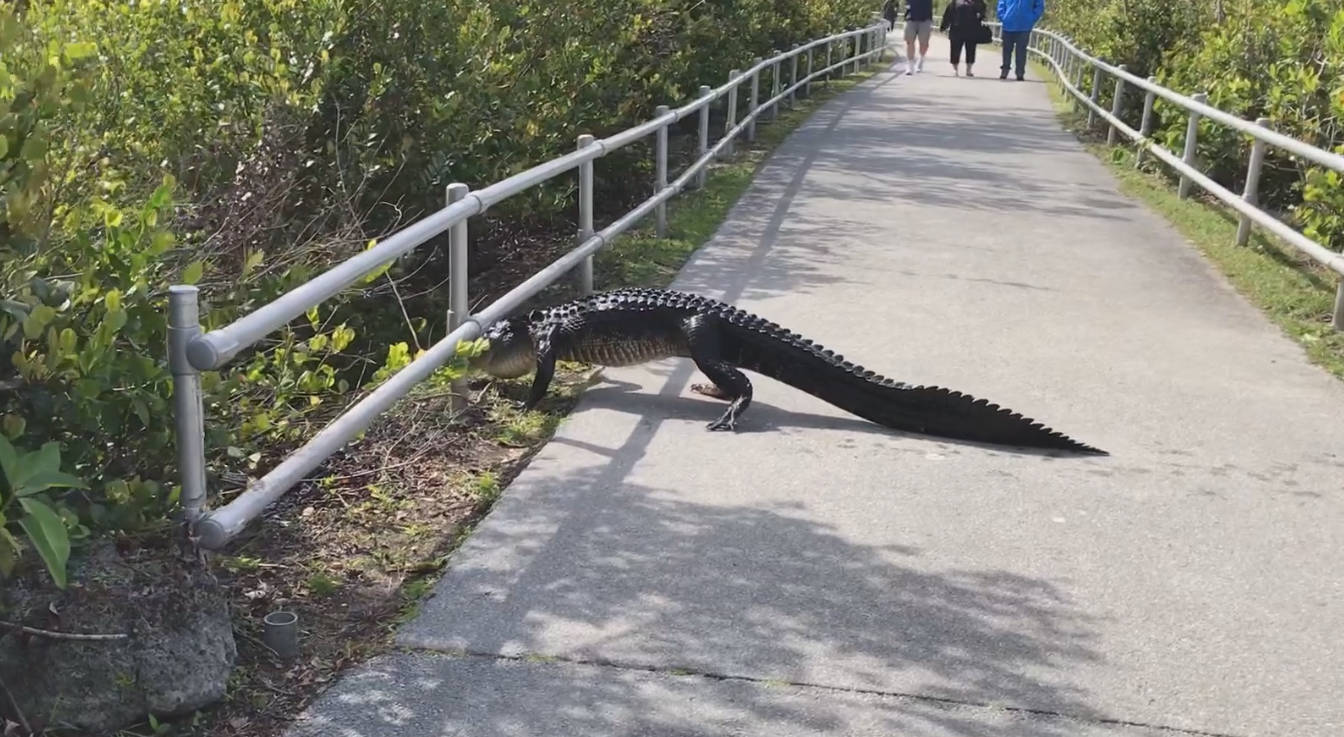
[470,315,537,379]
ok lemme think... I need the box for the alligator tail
[725,320,1107,455]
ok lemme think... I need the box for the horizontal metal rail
[990,21,1344,327]
[174,22,890,549]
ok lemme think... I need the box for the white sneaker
[905,62,914,76]
[916,56,925,72]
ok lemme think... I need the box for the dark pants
[886,16,896,30]
[950,38,978,65]
[1001,30,1029,77]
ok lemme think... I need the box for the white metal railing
[168,20,891,550]
[985,22,1344,327]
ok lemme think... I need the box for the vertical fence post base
[168,285,208,525]
[445,183,471,414]
[1334,281,1344,332]
[1178,92,1208,199]
[575,136,595,294]
[1236,117,1271,246]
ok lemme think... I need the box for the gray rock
[0,541,236,734]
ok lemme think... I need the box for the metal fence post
[445,183,471,410]
[1107,64,1127,145]
[825,40,832,86]
[805,46,813,97]
[168,285,208,524]
[1136,77,1157,167]
[1179,92,1208,199]
[748,58,760,142]
[1071,56,1085,113]
[789,47,799,108]
[1236,118,1271,246]
[767,52,779,121]
[725,69,739,156]
[695,85,711,189]
[654,105,669,237]
[575,135,595,293]
[1088,65,1102,128]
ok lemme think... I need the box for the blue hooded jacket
[996,0,1044,32]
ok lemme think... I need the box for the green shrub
[1043,0,1344,253]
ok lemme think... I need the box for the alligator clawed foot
[691,383,732,401]
[706,408,738,431]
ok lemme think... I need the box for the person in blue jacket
[997,0,1045,81]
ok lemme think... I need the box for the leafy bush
[1043,0,1214,79]
[1043,0,1344,253]
[1156,0,1344,251]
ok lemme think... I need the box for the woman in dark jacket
[939,0,988,76]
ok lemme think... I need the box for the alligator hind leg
[684,315,752,431]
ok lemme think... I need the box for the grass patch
[1029,59,1344,380]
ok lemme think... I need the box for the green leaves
[0,438,87,497]
[0,436,83,588]
[17,497,69,588]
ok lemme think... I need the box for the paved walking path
[288,46,1344,737]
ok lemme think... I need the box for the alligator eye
[527,309,544,322]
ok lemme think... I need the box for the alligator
[471,287,1106,455]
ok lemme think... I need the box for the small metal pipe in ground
[262,610,299,659]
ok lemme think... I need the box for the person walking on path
[882,0,898,30]
[997,0,1044,80]
[940,0,988,77]
[903,0,935,75]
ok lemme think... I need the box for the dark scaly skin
[471,287,1107,455]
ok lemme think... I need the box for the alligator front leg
[685,315,752,431]
[523,327,558,410]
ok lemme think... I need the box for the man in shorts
[903,0,934,75]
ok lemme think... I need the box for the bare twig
[384,273,423,353]
[0,619,129,641]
